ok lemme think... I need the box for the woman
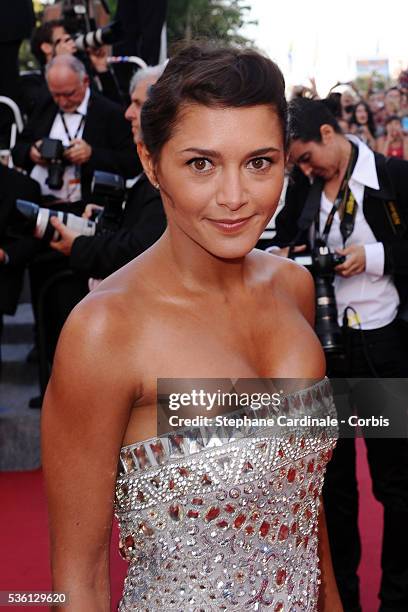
[350,100,376,149]
[376,115,408,160]
[42,45,342,611]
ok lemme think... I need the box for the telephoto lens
[15,200,96,242]
[290,244,345,354]
[312,245,345,354]
[74,21,123,51]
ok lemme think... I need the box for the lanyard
[315,143,358,248]
[59,111,85,143]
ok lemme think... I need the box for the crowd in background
[0,1,167,406]
[1,0,408,404]
[290,72,408,159]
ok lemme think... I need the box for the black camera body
[14,171,126,242]
[290,243,346,354]
[61,0,123,51]
[39,137,67,191]
[91,171,126,233]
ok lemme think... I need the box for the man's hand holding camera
[54,35,77,57]
[271,242,366,277]
[49,217,81,256]
[29,140,47,166]
[49,204,103,256]
[82,203,103,219]
[64,138,92,165]
[30,137,92,167]
[334,244,366,277]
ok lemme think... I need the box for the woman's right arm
[41,292,139,611]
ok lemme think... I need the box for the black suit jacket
[269,152,408,308]
[70,173,166,279]
[0,165,40,234]
[0,166,41,314]
[0,0,35,42]
[12,91,141,202]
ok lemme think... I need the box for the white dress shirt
[319,135,399,329]
[31,87,91,203]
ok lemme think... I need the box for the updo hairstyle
[140,44,287,162]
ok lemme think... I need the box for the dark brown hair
[141,44,287,160]
[288,98,342,143]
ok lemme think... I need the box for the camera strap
[59,111,85,143]
[316,142,359,248]
[290,176,324,247]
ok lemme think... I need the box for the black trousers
[323,321,408,612]
[114,0,167,64]
[29,249,89,364]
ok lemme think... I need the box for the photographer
[48,65,166,280]
[266,97,408,611]
[12,54,139,210]
[12,65,166,406]
[29,20,123,108]
[31,20,77,69]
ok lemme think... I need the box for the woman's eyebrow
[179,146,281,157]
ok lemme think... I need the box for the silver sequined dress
[115,379,337,611]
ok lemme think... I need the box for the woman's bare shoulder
[46,280,135,381]
[253,249,315,300]
[58,252,164,375]
[77,256,154,324]
[251,250,324,378]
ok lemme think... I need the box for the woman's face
[386,119,402,138]
[355,104,368,125]
[142,103,285,260]
[385,89,401,114]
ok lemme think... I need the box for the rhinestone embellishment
[115,378,337,611]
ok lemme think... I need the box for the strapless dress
[115,378,337,611]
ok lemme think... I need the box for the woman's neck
[156,228,251,294]
[337,139,353,179]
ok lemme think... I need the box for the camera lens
[314,277,344,353]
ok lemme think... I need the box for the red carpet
[1,441,381,611]
[0,470,126,611]
[356,437,382,612]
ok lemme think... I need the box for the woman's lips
[206,216,254,232]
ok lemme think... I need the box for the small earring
[154,182,160,190]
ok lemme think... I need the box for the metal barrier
[108,55,147,70]
[0,96,24,169]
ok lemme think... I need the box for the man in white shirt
[12,54,138,210]
[29,56,91,204]
[268,98,408,612]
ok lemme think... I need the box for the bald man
[12,54,139,209]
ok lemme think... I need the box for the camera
[14,171,126,242]
[290,243,345,354]
[39,138,67,191]
[62,1,123,51]
[74,21,123,52]
[15,200,96,242]
[90,171,126,232]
